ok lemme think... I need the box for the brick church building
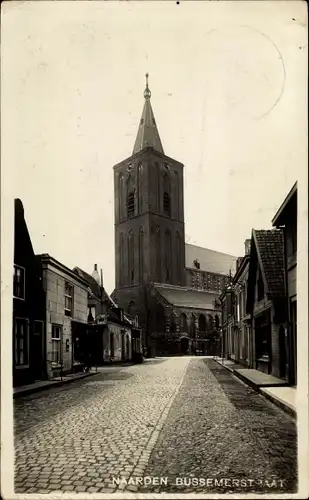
[111,75,237,355]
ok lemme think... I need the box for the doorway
[180,337,189,355]
[32,320,44,380]
[279,325,287,379]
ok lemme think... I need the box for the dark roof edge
[251,230,269,296]
[113,147,184,170]
[38,254,89,287]
[233,255,250,283]
[272,181,297,226]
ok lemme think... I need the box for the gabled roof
[246,229,285,312]
[185,244,238,276]
[253,229,285,297]
[73,266,102,298]
[153,283,219,311]
[74,266,133,325]
[133,74,164,155]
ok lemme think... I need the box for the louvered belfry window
[127,191,135,218]
[163,192,171,217]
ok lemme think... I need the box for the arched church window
[164,230,172,283]
[119,173,124,221]
[139,227,144,283]
[163,174,171,218]
[163,193,171,217]
[138,164,143,214]
[190,314,196,336]
[180,313,188,333]
[128,300,135,316]
[119,233,124,286]
[207,314,214,331]
[155,163,161,212]
[156,227,161,280]
[175,171,179,219]
[215,315,220,330]
[127,191,135,218]
[128,231,135,284]
[176,231,181,284]
[199,314,206,334]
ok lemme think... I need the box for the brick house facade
[38,254,89,378]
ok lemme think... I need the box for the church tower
[113,74,186,299]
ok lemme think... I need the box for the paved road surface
[14,357,297,494]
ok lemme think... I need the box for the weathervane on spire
[144,72,151,99]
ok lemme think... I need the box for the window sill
[13,296,25,301]
[15,365,29,369]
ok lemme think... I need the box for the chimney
[92,263,100,285]
[245,239,251,256]
[100,269,104,287]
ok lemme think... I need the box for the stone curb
[13,371,98,399]
[213,358,296,418]
[116,361,190,492]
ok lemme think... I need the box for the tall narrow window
[127,191,135,218]
[65,282,73,317]
[52,324,62,365]
[156,227,161,281]
[176,231,181,284]
[14,318,29,366]
[138,164,143,214]
[139,228,144,283]
[165,230,172,282]
[163,174,171,217]
[156,163,161,212]
[118,173,124,221]
[175,171,179,219]
[180,313,188,333]
[119,233,124,286]
[13,265,25,300]
[215,315,220,330]
[128,231,135,284]
[126,174,135,219]
[198,314,206,334]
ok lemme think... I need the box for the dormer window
[127,191,135,218]
[163,192,171,217]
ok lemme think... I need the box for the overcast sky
[2,1,307,294]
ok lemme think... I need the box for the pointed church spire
[133,73,164,155]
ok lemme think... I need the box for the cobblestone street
[14,357,297,494]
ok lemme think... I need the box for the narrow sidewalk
[13,370,98,399]
[214,357,296,417]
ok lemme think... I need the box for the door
[126,335,130,360]
[290,299,297,385]
[110,332,115,358]
[279,325,287,379]
[180,337,189,355]
[32,320,44,380]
